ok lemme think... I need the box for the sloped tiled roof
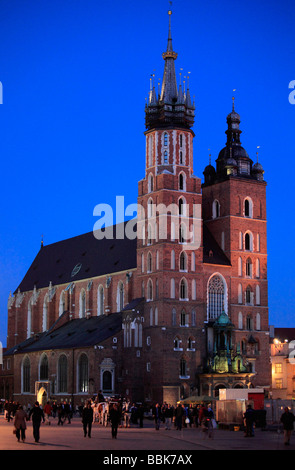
[16,222,137,293]
[5,312,123,355]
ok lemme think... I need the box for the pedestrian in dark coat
[175,403,184,430]
[109,404,121,439]
[14,405,28,442]
[280,407,295,446]
[152,403,162,430]
[29,401,44,443]
[244,405,255,437]
[82,402,93,438]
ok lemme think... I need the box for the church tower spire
[145,9,195,130]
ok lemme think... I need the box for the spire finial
[41,234,44,248]
[232,89,236,111]
[256,145,260,163]
[208,148,211,165]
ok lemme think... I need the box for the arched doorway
[37,387,47,408]
[102,371,112,392]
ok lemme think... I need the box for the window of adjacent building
[180,358,187,377]
[78,354,89,393]
[39,354,48,381]
[275,379,283,389]
[58,355,68,393]
[275,363,283,374]
[22,357,30,393]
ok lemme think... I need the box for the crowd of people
[1,394,295,445]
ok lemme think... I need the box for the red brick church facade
[1,12,270,407]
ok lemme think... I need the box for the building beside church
[1,11,271,407]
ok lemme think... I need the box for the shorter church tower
[202,99,270,389]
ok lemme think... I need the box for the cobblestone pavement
[0,416,292,452]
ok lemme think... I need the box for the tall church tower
[135,11,204,403]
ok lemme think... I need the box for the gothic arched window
[58,355,68,393]
[117,282,124,311]
[78,353,89,393]
[180,279,188,300]
[80,289,86,318]
[22,357,30,393]
[208,274,226,320]
[39,354,48,381]
[98,285,104,316]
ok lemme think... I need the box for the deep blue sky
[0,0,294,347]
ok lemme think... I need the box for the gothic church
[2,12,270,407]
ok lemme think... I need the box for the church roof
[15,222,137,293]
[15,219,230,296]
[5,312,123,355]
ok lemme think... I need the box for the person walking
[280,407,295,446]
[244,404,255,437]
[109,403,121,439]
[57,402,65,425]
[175,403,184,431]
[14,405,28,442]
[164,404,173,430]
[82,401,93,438]
[29,401,44,443]
[153,403,162,430]
[43,401,52,425]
